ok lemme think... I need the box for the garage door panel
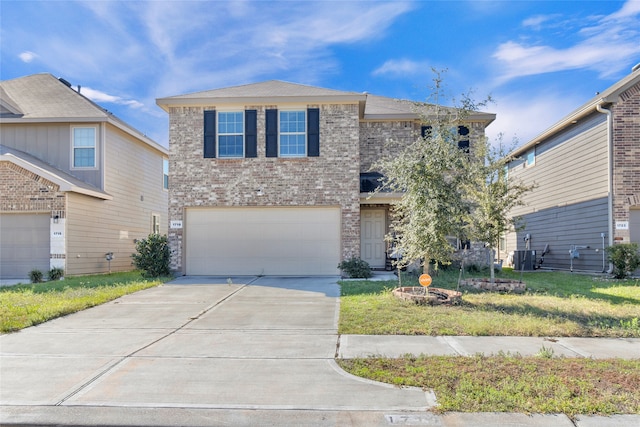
[1,213,50,279]
[185,207,340,276]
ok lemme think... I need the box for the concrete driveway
[0,276,432,426]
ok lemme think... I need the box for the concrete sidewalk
[1,275,639,426]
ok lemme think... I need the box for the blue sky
[2,0,639,148]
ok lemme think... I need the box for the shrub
[338,257,372,279]
[48,267,65,281]
[29,269,44,283]
[131,234,171,278]
[605,243,640,279]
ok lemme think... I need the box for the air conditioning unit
[514,250,536,271]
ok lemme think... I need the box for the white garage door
[0,213,50,279]
[185,207,341,275]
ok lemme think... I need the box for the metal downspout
[596,102,614,273]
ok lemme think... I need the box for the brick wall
[359,120,487,173]
[0,161,66,214]
[612,82,640,242]
[168,103,361,272]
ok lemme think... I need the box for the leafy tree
[375,70,533,278]
[464,133,535,282]
[374,70,487,273]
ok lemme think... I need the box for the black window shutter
[203,110,216,158]
[265,109,278,157]
[245,110,257,158]
[458,125,470,152]
[421,125,432,138]
[307,108,320,157]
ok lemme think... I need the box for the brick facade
[612,81,640,242]
[168,103,361,272]
[0,162,66,215]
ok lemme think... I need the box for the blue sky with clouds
[2,0,639,147]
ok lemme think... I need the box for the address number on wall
[616,221,629,230]
[170,220,183,229]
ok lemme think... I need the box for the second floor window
[163,159,169,189]
[218,112,244,158]
[279,110,306,157]
[73,127,96,168]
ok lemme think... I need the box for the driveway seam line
[54,279,258,406]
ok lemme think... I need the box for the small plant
[605,243,640,279]
[29,269,44,283]
[535,344,555,359]
[48,267,64,281]
[131,234,171,278]
[338,257,372,279]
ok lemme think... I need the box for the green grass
[0,271,169,333]
[339,269,640,337]
[338,354,640,417]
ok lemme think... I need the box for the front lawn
[0,271,169,333]
[339,269,640,337]
[338,354,640,417]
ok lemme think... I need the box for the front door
[360,209,386,268]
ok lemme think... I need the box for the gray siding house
[157,81,494,276]
[505,65,640,272]
[0,73,169,279]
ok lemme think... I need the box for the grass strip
[339,270,640,337]
[338,355,640,417]
[0,271,169,333]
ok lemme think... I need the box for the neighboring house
[156,81,494,276]
[504,65,640,272]
[0,73,169,279]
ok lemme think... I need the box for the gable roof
[157,80,496,124]
[0,74,167,155]
[157,80,367,110]
[510,65,640,157]
[0,144,112,200]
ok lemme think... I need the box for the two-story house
[0,73,168,279]
[157,81,494,276]
[504,64,640,272]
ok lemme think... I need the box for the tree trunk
[489,248,495,283]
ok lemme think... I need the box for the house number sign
[170,220,183,229]
[616,221,629,230]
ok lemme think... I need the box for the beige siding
[0,122,103,188]
[509,113,608,216]
[65,124,168,276]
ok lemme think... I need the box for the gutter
[595,101,614,273]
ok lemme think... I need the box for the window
[218,112,244,158]
[526,148,536,166]
[163,159,169,190]
[152,214,161,234]
[279,110,306,157]
[72,127,96,168]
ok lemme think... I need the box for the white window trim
[71,125,98,169]
[163,158,169,191]
[525,148,536,167]
[152,213,161,234]
[278,109,307,158]
[217,111,244,158]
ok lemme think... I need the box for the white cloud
[372,58,430,77]
[486,92,581,149]
[80,87,144,109]
[18,51,37,63]
[521,14,559,30]
[492,0,640,82]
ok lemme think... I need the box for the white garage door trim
[0,213,50,279]
[185,206,341,276]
